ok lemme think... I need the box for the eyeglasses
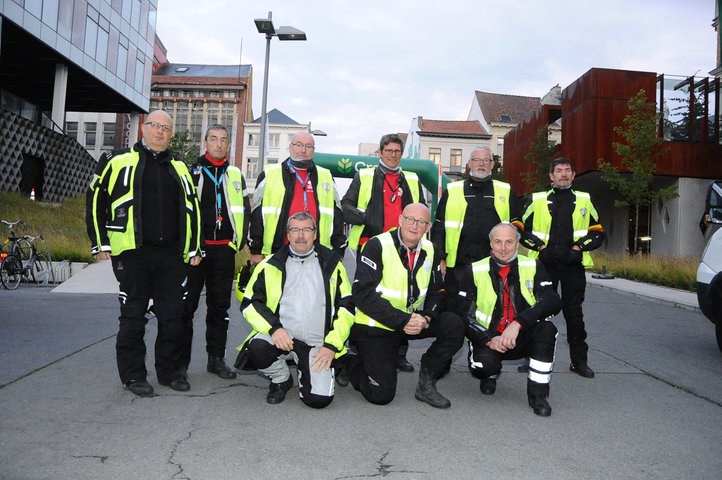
[470,157,493,164]
[144,121,173,133]
[290,142,315,151]
[287,227,316,235]
[382,149,402,155]
[402,215,429,228]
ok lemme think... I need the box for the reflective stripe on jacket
[444,179,512,268]
[522,189,597,267]
[347,168,421,250]
[471,256,537,329]
[354,231,434,331]
[260,164,335,255]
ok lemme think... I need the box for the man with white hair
[431,146,522,312]
[456,223,561,416]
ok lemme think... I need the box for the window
[450,149,462,168]
[83,10,99,57]
[103,123,115,147]
[499,114,513,122]
[223,91,237,99]
[85,122,97,147]
[269,134,280,148]
[429,147,441,164]
[116,39,128,79]
[42,0,59,29]
[65,121,78,141]
[248,134,259,146]
[209,91,221,98]
[497,139,504,157]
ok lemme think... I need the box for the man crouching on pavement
[236,212,354,408]
[457,222,561,416]
[346,203,464,408]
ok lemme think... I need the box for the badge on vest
[322,182,331,193]
[422,259,432,272]
[526,280,534,295]
[581,207,587,218]
[233,181,242,192]
[500,196,506,203]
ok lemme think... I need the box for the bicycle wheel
[13,238,32,262]
[31,253,53,285]
[1,255,22,290]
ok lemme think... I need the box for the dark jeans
[543,260,589,365]
[348,311,464,405]
[181,244,236,369]
[111,246,187,384]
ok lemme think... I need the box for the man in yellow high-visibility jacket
[248,132,346,266]
[342,133,426,373]
[521,158,604,379]
[456,223,561,416]
[346,203,465,409]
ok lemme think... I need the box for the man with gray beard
[430,146,522,312]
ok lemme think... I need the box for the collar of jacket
[202,153,228,167]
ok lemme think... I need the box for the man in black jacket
[341,133,426,373]
[181,124,250,382]
[457,223,561,416]
[521,158,604,378]
[347,203,464,409]
[86,110,201,397]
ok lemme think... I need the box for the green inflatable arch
[312,152,452,217]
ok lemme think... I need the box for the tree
[598,89,677,254]
[521,125,556,193]
[168,130,197,168]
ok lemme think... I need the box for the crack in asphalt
[335,451,425,478]
[168,430,192,480]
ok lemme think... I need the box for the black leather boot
[527,379,551,416]
[207,355,237,379]
[415,367,451,409]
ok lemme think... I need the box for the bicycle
[1,221,55,289]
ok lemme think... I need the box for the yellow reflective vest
[240,247,354,357]
[347,168,421,250]
[260,163,335,255]
[443,179,512,268]
[522,189,597,268]
[471,256,537,329]
[354,231,434,331]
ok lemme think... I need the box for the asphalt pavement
[0,261,720,479]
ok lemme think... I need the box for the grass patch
[0,192,93,263]
[0,192,251,267]
[590,251,699,292]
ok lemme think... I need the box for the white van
[697,227,722,352]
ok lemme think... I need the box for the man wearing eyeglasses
[342,133,425,374]
[235,212,354,408]
[431,146,522,312]
[86,109,201,397]
[180,124,250,384]
[345,203,464,409]
[249,132,346,267]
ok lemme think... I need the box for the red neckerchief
[204,153,227,167]
[496,265,516,333]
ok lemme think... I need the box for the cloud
[156,0,716,154]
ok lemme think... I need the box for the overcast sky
[156,0,715,155]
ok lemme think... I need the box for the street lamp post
[254,11,306,175]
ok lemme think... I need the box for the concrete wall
[652,177,709,257]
